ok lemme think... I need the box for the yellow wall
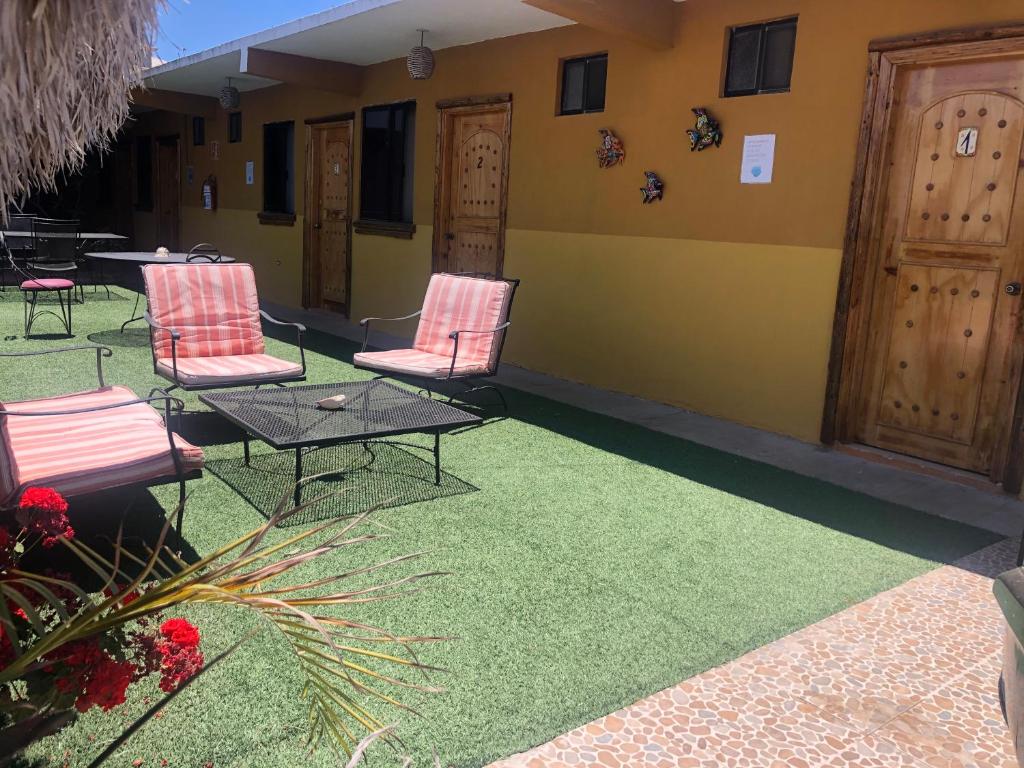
[129,0,1024,442]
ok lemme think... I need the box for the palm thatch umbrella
[0,0,159,222]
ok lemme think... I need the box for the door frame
[155,134,180,251]
[302,113,354,312]
[821,23,1024,491]
[431,93,513,275]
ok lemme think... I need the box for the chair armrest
[143,311,181,340]
[0,345,113,388]
[358,311,421,352]
[447,321,511,340]
[444,322,512,380]
[1,394,185,418]
[259,310,306,375]
[259,309,306,333]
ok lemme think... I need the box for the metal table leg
[243,430,251,466]
[433,430,441,486]
[294,447,304,507]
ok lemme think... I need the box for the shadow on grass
[18,488,203,588]
[206,442,478,526]
[272,323,1004,567]
[87,326,151,348]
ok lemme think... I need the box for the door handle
[313,223,322,230]
[444,232,455,241]
[1007,282,1022,296]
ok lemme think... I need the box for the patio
[1,285,1011,767]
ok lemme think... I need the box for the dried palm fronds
[0,0,159,221]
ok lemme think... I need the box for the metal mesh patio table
[199,380,482,506]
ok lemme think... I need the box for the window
[192,116,205,146]
[559,54,607,115]
[359,102,415,223]
[724,17,797,97]
[228,112,242,143]
[135,136,152,210]
[262,121,295,215]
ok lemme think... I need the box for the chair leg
[22,291,32,337]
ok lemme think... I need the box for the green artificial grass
[1,285,1001,768]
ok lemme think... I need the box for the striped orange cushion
[0,386,204,504]
[143,264,264,361]
[412,274,510,372]
[353,348,491,378]
[155,353,303,386]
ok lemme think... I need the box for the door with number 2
[434,99,511,276]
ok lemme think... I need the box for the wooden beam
[522,0,675,50]
[241,47,364,95]
[131,88,218,118]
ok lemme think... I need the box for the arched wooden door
[433,97,511,276]
[852,54,1024,478]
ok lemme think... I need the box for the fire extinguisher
[201,175,217,211]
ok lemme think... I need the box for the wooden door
[155,137,179,250]
[304,119,352,312]
[433,99,511,276]
[854,54,1024,475]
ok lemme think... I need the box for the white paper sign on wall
[956,127,978,157]
[740,134,776,184]
[245,161,254,185]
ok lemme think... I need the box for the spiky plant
[0,491,445,764]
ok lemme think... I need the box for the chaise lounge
[0,346,204,538]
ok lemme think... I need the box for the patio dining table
[84,251,236,332]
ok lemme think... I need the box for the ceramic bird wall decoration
[596,128,626,168]
[641,171,664,204]
[687,107,723,152]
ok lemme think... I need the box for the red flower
[159,618,200,649]
[18,487,68,514]
[16,487,73,548]
[0,526,13,568]
[48,639,136,713]
[155,618,203,692]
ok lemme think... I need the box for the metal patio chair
[142,262,307,391]
[354,272,520,411]
[29,218,84,303]
[0,346,204,541]
[186,242,223,262]
[2,234,75,337]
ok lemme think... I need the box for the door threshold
[835,442,1005,496]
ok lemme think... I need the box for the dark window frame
[192,116,205,146]
[262,120,295,217]
[723,17,798,98]
[558,53,608,116]
[228,112,242,143]
[358,101,416,225]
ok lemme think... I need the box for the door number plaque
[956,127,978,157]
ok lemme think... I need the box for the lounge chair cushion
[155,353,303,386]
[0,386,204,504]
[412,274,511,372]
[143,263,265,360]
[20,278,75,291]
[352,348,492,378]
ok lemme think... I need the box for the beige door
[855,55,1024,475]
[433,100,511,276]
[304,120,352,312]
[155,137,179,250]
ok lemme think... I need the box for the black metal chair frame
[29,218,85,304]
[0,214,35,292]
[356,273,520,412]
[0,346,200,542]
[141,264,308,392]
[185,243,223,263]
[2,235,73,338]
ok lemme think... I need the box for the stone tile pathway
[491,539,1018,768]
